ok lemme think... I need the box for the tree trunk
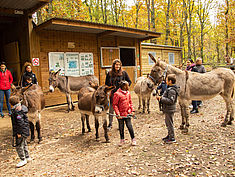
[225,0,229,56]
[165,0,170,45]
[151,0,155,31]
[145,0,151,30]
[216,40,220,63]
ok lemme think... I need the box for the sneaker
[118,139,125,146]
[26,157,32,162]
[162,135,169,141]
[131,138,137,146]
[198,103,203,107]
[1,114,4,118]
[190,109,199,114]
[164,138,176,144]
[16,159,27,168]
[189,105,193,109]
[8,113,12,116]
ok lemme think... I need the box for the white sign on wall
[79,53,94,76]
[48,52,94,77]
[32,58,40,66]
[64,53,80,76]
[48,52,65,75]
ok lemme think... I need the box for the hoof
[105,140,111,143]
[88,129,92,132]
[179,125,184,130]
[38,138,42,144]
[182,128,188,134]
[221,122,227,127]
[147,111,150,114]
[96,137,100,141]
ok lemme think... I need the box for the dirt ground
[0,93,234,177]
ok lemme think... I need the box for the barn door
[119,47,137,91]
[100,47,119,85]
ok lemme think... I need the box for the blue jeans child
[0,89,12,116]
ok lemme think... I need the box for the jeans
[0,89,11,115]
[16,137,29,160]
[165,112,175,139]
[118,118,135,140]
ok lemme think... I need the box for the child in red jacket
[113,81,136,146]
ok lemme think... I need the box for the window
[168,53,175,64]
[148,52,156,65]
[101,47,119,68]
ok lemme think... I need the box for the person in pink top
[113,81,136,146]
[0,61,13,118]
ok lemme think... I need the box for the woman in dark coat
[21,62,38,87]
[105,59,132,130]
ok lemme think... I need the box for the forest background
[35,0,234,64]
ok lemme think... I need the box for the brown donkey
[149,54,234,133]
[78,85,115,142]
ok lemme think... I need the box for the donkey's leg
[66,93,71,112]
[69,94,75,111]
[147,96,151,114]
[29,121,35,142]
[138,95,141,110]
[184,104,190,133]
[221,96,233,127]
[36,120,42,143]
[142,98,146,113]
[228,106,234,125]
[95,116,99,140]
[103,116,110,143]
[179,100,186,130]
[85,114,91,132]
[81,114,85,135]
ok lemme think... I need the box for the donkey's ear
[11,84,16,92]
[55,69,61,75]
[149,53,156,63]
[147,73,150,77]
[105,86,115,93]
[89,81,99,89]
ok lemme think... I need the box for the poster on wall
[64,53,80,76]
[79,53,94,76]
[48,52,65,75]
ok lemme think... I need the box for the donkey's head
[10,84,33,105]
[48,69,61,92]
[149,53,165,84]
[94,85,115,113]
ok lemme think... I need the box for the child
[113,81,136,146]
[157,80,167,111]
[9,96,31,168]
[156,74,179,143]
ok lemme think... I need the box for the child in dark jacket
[9,96,31,168]
[113,81,136,146]
[156,74,179,143]
[157,80,167,111]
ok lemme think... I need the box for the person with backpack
[156,74,179,143]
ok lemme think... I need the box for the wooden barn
[32,18,161,106]
[141,43,182,76]
[0,0,162,107]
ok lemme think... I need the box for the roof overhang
[141,43,182,51]
[0,0,49,16]
[35,18,161,41]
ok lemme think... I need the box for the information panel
[48,52,65,75]
[64,53,80,76]
[79,53,94,76]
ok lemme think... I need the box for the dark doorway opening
[120,48,135,66]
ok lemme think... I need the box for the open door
[4,41,21,85]
[120,47,137,90]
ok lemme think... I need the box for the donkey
[77,83,99,134]
[11,84,45,143]
[134,76,156,113]
[78,85,115,142]
[149,53,235,133]
[48,69,99,112]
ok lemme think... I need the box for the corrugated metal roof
[36,18,162,40]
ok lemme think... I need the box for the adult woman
[0,61,13,117]
[21,62,38,87]
[105,59,132,130]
